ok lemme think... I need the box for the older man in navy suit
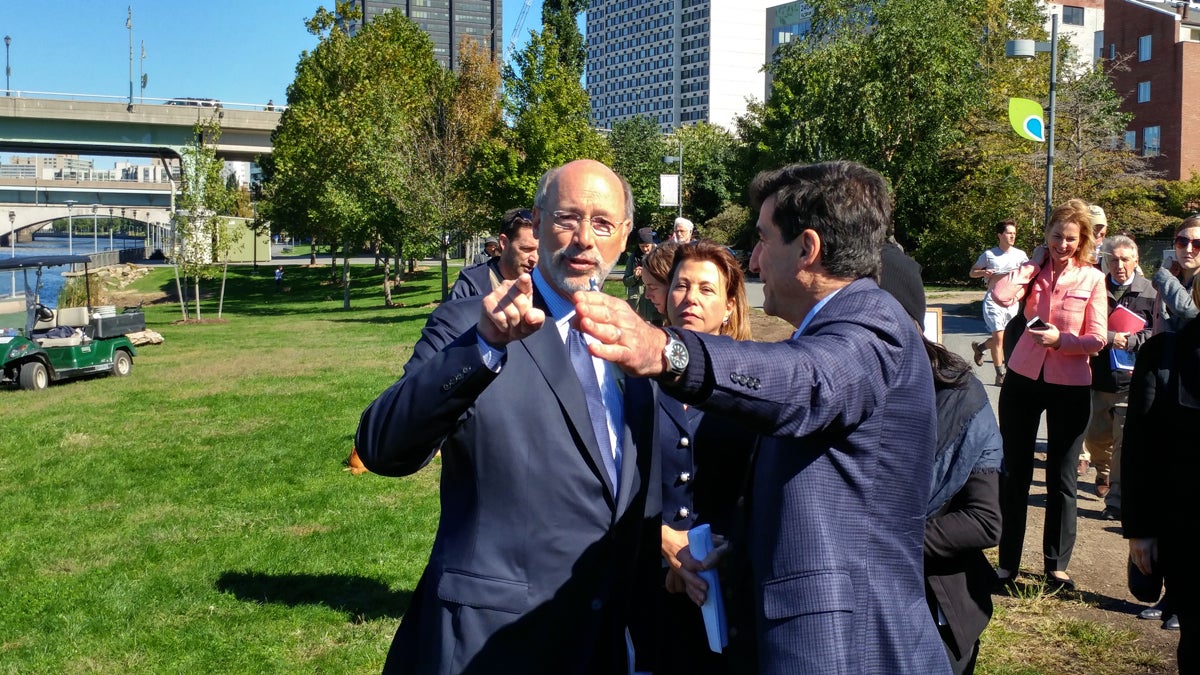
[577,161,951,674]
[356,160,658,674]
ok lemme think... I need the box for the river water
[3,237,144,307]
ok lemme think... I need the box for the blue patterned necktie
[568,327,619,494]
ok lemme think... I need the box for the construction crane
[504,0,535,63]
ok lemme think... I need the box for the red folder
[1108,304,1147,334]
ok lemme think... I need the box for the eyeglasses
[551,210,622,238]
[1174,235,1200,250]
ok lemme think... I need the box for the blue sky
[2,0,544,160]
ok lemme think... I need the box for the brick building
[1106,0,1200,180]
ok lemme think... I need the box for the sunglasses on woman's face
[1174,235,1200,250]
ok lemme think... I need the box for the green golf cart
[1,254,144,391]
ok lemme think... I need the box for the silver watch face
[666,337,688,372]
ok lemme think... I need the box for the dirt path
[746,300,1180,672]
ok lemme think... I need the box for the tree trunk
[173,265,189,320]
[382,257,394,306]
[217,261,228,318]
[193,279,201,320]
[440,231,449,301]
[309,237,318,266]
[342,239,351,310]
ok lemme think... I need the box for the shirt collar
[792,287,844,339]
[532,267,576,336]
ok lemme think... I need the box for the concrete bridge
[0,95,280,162]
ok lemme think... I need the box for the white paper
[687,524,729,653]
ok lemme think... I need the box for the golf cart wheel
[19,361,48,391]
[112,350,133,377]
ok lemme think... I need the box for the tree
[503,28,611,206]
[675,122,740,228]
[750,0,986,247]
[608,116,670,230]
[376,36,504,300]
[266,2,442,307]
[541,0,588,78]
[175,118,238,320]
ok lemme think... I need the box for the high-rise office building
[586,0,774,132]
[350,0,502,70]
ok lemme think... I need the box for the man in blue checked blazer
[577,161,951,674]
[356,160,659,675]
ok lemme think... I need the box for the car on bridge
[166,97,221,108]
[1,255,143,391]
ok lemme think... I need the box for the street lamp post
[4,35,11,96]
[8,210,14,298]
[1007,14,1059,226]
[91,204,98,252]
[64,200,77,255]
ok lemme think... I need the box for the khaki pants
[1082,389,1127,508]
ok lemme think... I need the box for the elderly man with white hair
[672,217,694,244]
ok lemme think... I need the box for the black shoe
[1163,614,1180,630]
[1139,605,1165,620]
[1044,573,1076,592]
[1102,506,1121,521]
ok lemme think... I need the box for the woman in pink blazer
[991,199,1107,592]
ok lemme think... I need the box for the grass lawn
[1,264,444,672]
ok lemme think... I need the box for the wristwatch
[662,328,689,377]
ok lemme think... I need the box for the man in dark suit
[449,208,538,300]
[356,160,658,675]
[576,160,951,674]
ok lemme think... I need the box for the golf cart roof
[0,254,92,271]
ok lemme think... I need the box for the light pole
[91,204,99,252]
[8,210,14,298]
[64,200,77,255]
[4,35,11,96]
[663,135,684,218]
[108,208,114,250]
[126,6,134,112]
[1007,14,1059,226]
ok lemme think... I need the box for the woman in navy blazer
[639,241,758,674]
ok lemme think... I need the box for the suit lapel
[519,306,618,508]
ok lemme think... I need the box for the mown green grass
[1,264,443,672]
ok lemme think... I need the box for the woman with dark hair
[1152,216,1200,334]
[991,198,1107,591]
[922,339,1003,674]
[652,240,756,674]
[636,240,680,326]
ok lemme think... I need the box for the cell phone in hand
[1027,316,1048,330]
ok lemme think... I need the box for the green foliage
[701,203,754,249]
[541,0,588,79]
[677,123,741,225]
[57,274,100,308]
[608,117,670,226]
[503,29,611,206]
[267,7,443,298]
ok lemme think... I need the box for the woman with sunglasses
[1152,216,1200,334]
[990,199,1107,592]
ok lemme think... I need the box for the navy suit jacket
[356,292,658,675]
[448,259,500,300]
[662,277,951,674]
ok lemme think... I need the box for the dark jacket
[1088,273,1157,393]
[355,286,658,675]
[448,258,502,300]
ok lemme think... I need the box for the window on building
[1138,81,1151,103]
[1138,35,1152,61]
[1143,126,1160,157]
[1124,130,1137,150]
[1062,6,1084,25]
